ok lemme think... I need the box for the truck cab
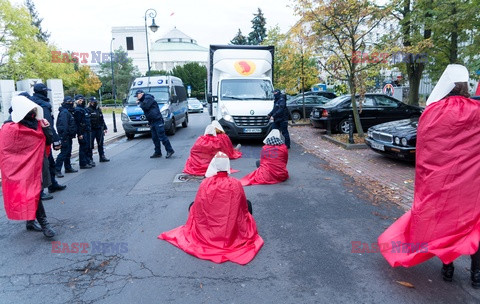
[208,45,275,140]
[121,76,188,139]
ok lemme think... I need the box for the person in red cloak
[0,96,56,238]
[377,64,480,288]
[211,120,242,159]
[159,152,264,265]
[182,125,223,176]
[240,129,289,186]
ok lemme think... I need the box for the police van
[121,76,188,139]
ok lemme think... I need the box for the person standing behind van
[134,90,175,158]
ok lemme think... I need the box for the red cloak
[0,122,45,220]
[217,133,242,159]
[158,172,264,265]
[378,96,480,267]
[183,135,223,176]
[240,144,289,186]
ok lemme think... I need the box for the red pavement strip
[290,126,415,210]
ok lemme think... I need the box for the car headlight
[367,130,372,138]
[161,109,170,118]
[401,138,408,146]
[394,137,400,145]
[220,104,234,123]
[121,113,129,122]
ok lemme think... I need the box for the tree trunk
[349,77,364,137]
[406,62,424,106]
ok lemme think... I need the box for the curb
[321,135,368,150]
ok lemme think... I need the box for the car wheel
[291,111,302,121]
[126,133,135,140]
[167,118,176,135]
[338,119,352,134]
[182,114,188,128]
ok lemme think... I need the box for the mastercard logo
[234,60,256,76]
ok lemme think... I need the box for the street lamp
[144,8,159,75]
[110,37,116,108]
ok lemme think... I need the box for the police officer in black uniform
[267,89,291,149]
[30,83,67,194]
[86,97,109,162]
[55,96,78,177]
[135,89,175,158]
[73,94,93,169]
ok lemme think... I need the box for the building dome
[151,27,208,53]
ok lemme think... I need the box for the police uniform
[86,97,109,162]
[73,94,93,169]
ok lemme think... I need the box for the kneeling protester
[159,152,264,265]
[240,129,289,186]
[212,120,242,159]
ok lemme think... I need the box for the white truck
[207,45,275,140]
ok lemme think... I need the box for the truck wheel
[291,111,302,121]
[126,133,135,140]
[167,118,176,135]
[182,114,188,128]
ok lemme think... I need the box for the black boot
[36,201,56,238]
[441,262,454,282]
[471,244,480,288]
[99,156,110,162]
[26,220,42,232]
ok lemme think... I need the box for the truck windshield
[127,87,169,105]
[220,79,274,100]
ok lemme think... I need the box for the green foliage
[146,70,169,76]
[170,62,207,97]
[98,47,141,100]
[230,29,248,45]
[24,0,49,42]
[248,8,267,45]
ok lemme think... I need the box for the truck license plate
[371,142,385,151]
[243,128,262,133]
[137,127,150,132]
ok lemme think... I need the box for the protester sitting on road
[211,120,242,159]
[159,152,263,265]
[0,96,56,237]
[183,125,223,176]
[377,64,480,288]
[55,96,78,176]
[240,129,289,186]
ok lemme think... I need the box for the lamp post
[144,8,159,75]
[110,37,116,108]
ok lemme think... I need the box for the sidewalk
[290,126,415,210]
[52,112,125,160]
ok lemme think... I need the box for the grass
[100,107,123,114]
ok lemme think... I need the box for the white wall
[112,26,149,75]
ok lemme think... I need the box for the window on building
[126,37,134,50]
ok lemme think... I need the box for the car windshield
[323,95,350,107]
[220,79,274,100]
[127,87,169,105]
[188,99,201,105]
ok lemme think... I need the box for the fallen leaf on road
[324,178,331,180]
[61,201,65,204]
[200,283,203,289]
[100,260,110,267]
[396,281,414,288]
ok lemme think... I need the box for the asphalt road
[1,112,479,304]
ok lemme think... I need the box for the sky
[11,0,299,53]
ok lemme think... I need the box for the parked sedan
[365,118,418,162]
[287,95,332,120]
[187,98,204,113]
[310,94,423,134]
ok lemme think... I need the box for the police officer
[73,94,93,169]
[135,89,175,158]
[55,96,78,177]
[86,97,109,162]
[267,89,290,149]
[30,83,67,194]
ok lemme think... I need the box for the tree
[248,8,267,45]
[146,70,169,76]
[72,65,101,96]
[297,0,390,136]
[171,62,207,98]
[24,0,49,42]
[230,29,248,45]
[98,47,141,100]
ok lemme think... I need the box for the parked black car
[287,95,332,120]
[365,118,418,162]
[292,91,337,100]
[310,94,423,134]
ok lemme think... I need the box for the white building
[111,26,148,74]
[111,26,207,75]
